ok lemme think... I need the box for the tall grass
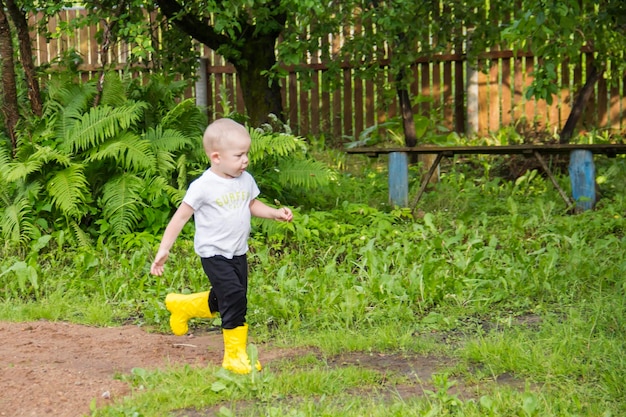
[1,152,625,416]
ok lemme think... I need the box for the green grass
[2,152,625,417]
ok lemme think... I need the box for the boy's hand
[276,207,293,222]
[150,249,170,276]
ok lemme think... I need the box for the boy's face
[210,134,251,179]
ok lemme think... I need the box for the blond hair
[202,118,250,154]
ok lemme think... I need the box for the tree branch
[155,0,232,51]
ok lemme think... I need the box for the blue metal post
[568,150,596,211]
[389,152,409,207]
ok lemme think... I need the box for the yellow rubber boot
[165,291,216,336]
[222,324,262,374]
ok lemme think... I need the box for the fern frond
[64,101,148,153]
[0,144,9,176]
[248,130,301,164]
[0,195,38,247]
[163,184,186,206]
[175,154,189,190]
[145,126,194,153]
[101,173,145,236]
[44,81,97,142]
[152,148,176,176]
[70,220,93,248]
[46,164,90,217]
[142,126,195,176]
[53,107,83,147]
[100,72,128,107]
[43,80,96,118]
[85,132,155,171]
[31,145,72,167]
[4,144,73,182]
[4,159,44,182]
[274,158,335,189]
[160,98,207,136]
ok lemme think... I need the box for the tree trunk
[396,68,439,183]
[396,75,417,147]
[237,32,284,126]
[0,0,19,153]
[5,0,42,117]
[156,0,285,126]
[559,65,603,144]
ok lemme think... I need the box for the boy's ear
[209,151,220,164]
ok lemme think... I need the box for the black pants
[201,254,248,329]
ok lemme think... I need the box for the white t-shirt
[183,169,260,258]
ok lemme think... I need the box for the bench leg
[533,151,574,209]
[389,152,409,207]
[568,150,596,212]
[411,153,444,217]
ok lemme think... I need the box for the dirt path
[0,321,235,417]
[0,320,517,417]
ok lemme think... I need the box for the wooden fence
[30,8,626,142]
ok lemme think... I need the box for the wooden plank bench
[346,144,626,216]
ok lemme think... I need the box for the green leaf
[46,164,89,217]
[101,173,145,236]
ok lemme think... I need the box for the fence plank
[310,71,321,135]
[500,57,512,127]
[443,61,453,130]
[365,78,375,130]
[598,72,608,128]
[489,59,500,133]
[560,60,572,130]
[584,55,596,127]
[354,77,364,135]
[432,62,442,124]
[454,58,465,132]
[524,56,536,128]
[608,73,621,130]
[420,62,431,116]
[333,81,342,138]
[477,60,489,135]
[343,68,353,137]
[289,72,298,132]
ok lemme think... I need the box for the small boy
[150,118,293,374]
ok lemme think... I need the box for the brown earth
[0,320,523,417]
[1,321,237,417]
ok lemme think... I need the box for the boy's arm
[249,199,293,222]
[150,202,195,276]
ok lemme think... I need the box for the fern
[43,80,96,118]
[46,164,90,217]
[160,98,207,137]
[31,145,72,167]
[164,183,186,206]
[85,132,155,171]
[0,195,39,248]
[4,158,44,183]
[275,158,335,189]
[70,220,93,248]
[99,72,128,107]
[246,127,336,203]
[0,144,9,174]
[145,126,194,153]
[63,102,148,153]
[249,129,300,164]
[101,173,145,236]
